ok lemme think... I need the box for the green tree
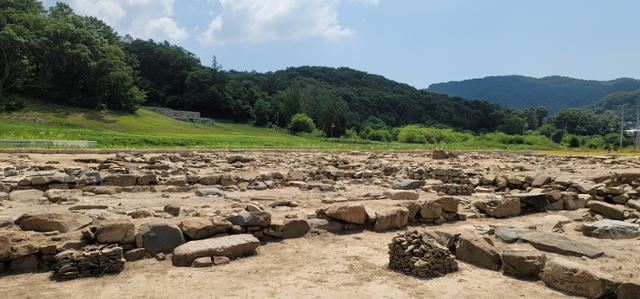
[0,0,43,98]
[288,113,315,134]
[253,99,271,127]
[535,106,548,128]
[281,81,304,124]
[500,113,527,135]
[549,108,615,135]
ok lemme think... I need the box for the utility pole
[636,103,640,150]
[619,107,625,149]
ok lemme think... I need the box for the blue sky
[42,0,640,88]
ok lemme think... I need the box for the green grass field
[0,98,624,151]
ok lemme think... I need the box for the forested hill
[227,67,506,132]
[585,90,640,121]
[427,75,640,113]
[0,1,508,136]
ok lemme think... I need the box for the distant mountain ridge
[427,75,640,113]
[585,89,640,121]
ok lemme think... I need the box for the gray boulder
[226,211,271,227]
[582,219,640,239]
[494,226,531,243]
[392,179,425,190]
[138,222,185,255]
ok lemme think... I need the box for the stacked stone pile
[435,183,473,196]
[388,231,458,278]
[53,245,125,280]
[406,167,473,185]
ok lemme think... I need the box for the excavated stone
[518,231,604,258]
[172,234,259,267]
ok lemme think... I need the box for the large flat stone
[542,259,618,298]
[15,213,91,233]
[518,231,604,258]
[582,220,640,239]
[323,204,367,224]
[587,201,625,220]
[392,179,424,190]
[172,234,259,267]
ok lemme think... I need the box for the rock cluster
[434,183,473,196]
[388,231,458,278]
[406,167,472,185]
[53,245,125,280]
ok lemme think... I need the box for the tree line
[0,1,623,146]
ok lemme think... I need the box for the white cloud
[137,17,189,42]
[199,0,356,45]
[44,0,188,42]
[351,0,381,5]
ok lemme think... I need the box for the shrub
[397,125,473,144]
[562,134,582,148]
[397,125,426,143]
[360,127,393,142]
[343,128,359,139]
[583,135,604,149]
[0,96,25,112]
[288,113,315,134]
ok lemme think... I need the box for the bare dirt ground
[0,151,639,298]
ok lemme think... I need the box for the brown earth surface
[0,151,639,298]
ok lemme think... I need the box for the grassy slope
[0,98,567,150]
[0,99,328,148]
